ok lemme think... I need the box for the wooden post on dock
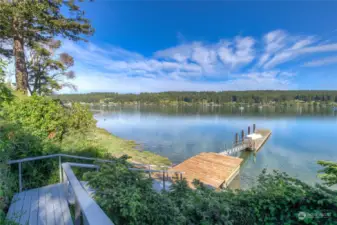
[253,124,256,133]
[248,126,251,135]
[241,130,245,143]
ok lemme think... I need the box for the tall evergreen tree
[0,0,94,94]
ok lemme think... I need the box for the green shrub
[2,96,96,140]
[0,122,60,191]
[84,155,184,225]
[86,163,337,225]
[66,102,96,131]
[0,96,96,191]
[318,160,337,186]
[2,96,67,139]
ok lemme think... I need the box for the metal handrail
[62,162,114,225]
[7,153,183,192]
[7,153,155,167]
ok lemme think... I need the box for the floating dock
[251,129,272,152]
[169,127,271,189]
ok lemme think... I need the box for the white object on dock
[247,133,262,140]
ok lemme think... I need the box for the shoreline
[62,126,172,166]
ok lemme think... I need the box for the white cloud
[218,37,255,69]
[260,33,337,69]
[303,56,337,67]
[57,29,337,93]
[61,69,293,94]
[257,30,288,67]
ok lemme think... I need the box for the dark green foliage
[0,60,13,105]
[0,137,17,225]
[318,160,337,187]
[84,155,184,225]
[86,165,337,225]
[56,91,337,104]
[0,121,61,190]
[0,0,94,56]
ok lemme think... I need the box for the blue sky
[60,1,337,93]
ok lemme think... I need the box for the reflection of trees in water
[91,104,335,117]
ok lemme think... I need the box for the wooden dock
[169,152,243,189]
[169,127,271,189]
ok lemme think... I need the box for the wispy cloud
[58,29,337,93]
[303,56,337,67]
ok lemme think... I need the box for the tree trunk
[13,17,28,94]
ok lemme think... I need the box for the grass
[60,127,171,166]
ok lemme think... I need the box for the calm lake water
[94,105,337,188]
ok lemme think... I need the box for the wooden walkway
[170,128,271,189]
[7,183,73,225]
[251,129,272,153]
[219,129,271,156]
[169,152,243,189]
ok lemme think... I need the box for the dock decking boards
[6,183,74,225]
[253,129,272,152]
[169,152,243,189]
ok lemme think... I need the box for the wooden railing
[62,162,114,225]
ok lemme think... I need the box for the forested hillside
[56,91,337,104]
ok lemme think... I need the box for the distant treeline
[55,91,337,104]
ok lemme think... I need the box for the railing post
[162,171,165,191]
[148,165,152,178]
[59,155,62,183]
[63,170,69,201]
[241,130,245,143]
[75,198,81,225]
[19,162,22,192]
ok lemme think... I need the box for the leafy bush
[66,102,95,131]
[2,96,95,140]
[0,122,60,191]
[318,160,337,186]
[0,140,16,224]
[0,96,96,193]
[2,96,67,139]
[84,156,184,225]
[86,162,337,225]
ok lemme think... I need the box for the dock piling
[253,124,256,132]
[241,130,245,143]
[248,126,251,135]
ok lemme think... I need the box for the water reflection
[94,105,337,188]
